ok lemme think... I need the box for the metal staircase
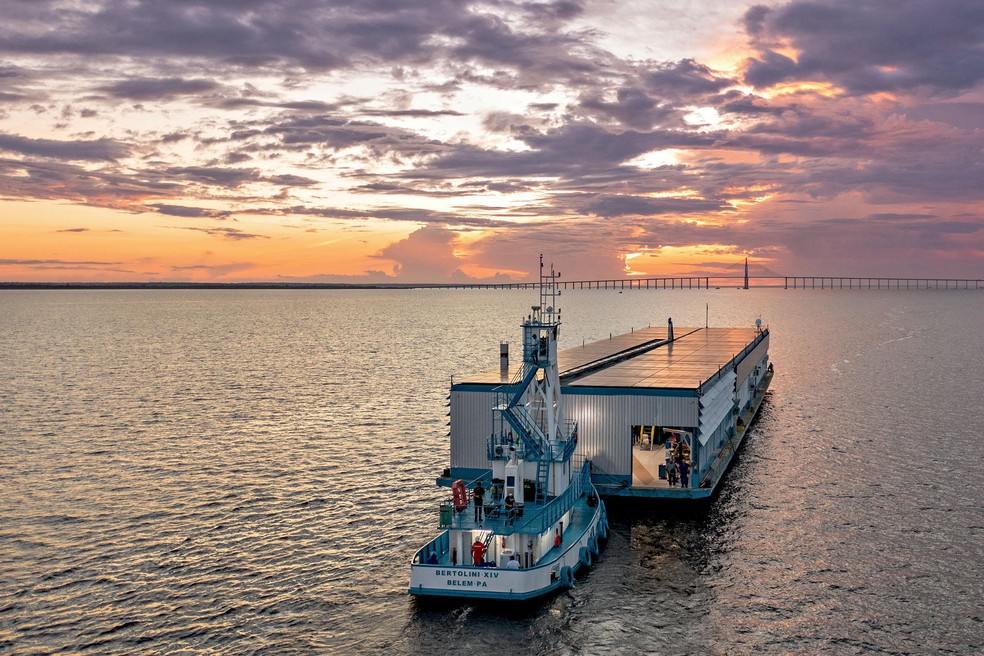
[494,360,549,460]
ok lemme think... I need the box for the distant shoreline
[0,282,435,290]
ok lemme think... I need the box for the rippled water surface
[1,289,982,655]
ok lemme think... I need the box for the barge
[442,312,772,499]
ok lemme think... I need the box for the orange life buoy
[452,479,468,512]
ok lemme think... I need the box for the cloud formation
[0,0,981,281]
[743,0,984,95]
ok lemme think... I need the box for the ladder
[535,458,550,503]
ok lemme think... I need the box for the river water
[1,288,981,655]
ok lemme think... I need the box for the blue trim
[604,485,713,499]
[453,383,698,396]
[450,383,499,392]
[439,468,491,487]
[409,578,565,600]
[563,385,697,397]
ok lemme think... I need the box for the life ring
[560,565,574,588]
[451,479,468,512]
[589,536,599,557]
[579,546,592,567]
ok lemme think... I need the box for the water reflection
[2,290,982,655]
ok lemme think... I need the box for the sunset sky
[2,0,983,282]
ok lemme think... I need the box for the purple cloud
[0,133,128,161]
[743,0,984,95]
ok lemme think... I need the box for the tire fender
[579,546,592,567]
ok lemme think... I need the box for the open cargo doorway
[631,425,692,488]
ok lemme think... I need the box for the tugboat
[409,257,607,600]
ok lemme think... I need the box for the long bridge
[3,276,981,291]
[434,275,983,290]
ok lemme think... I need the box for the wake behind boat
[409,258,607,600]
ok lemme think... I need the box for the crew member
[473,480,485,522]
[471,538,486,566]
[504,491,517,526]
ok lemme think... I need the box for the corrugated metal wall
[450,388,496,469]
[566,393,699,475]
[451,387,700,478]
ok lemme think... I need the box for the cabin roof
[458,326,763,391]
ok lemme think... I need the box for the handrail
[700,438,735,488]
[516,461,591,534]
[699,328,768,394]
[506,364,539,408]
[500,405,547,458]
[413,497,604,574]
[588,459,630,490]
[416,461,601,566]
[489,418,577,462]
[440,471,494,512]
[487,433,527,460]
[560,421,578,460]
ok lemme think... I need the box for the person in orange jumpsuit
[471,538,486,566]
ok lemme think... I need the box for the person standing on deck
[667,459,678,487]
[678,460,689,488]
[504,491,517,525]
[471,538,486,566]
[473,481,485,523]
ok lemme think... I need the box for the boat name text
[434,569,499,579]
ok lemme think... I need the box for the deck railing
[516,459,592,535]
[487,433,527,460]
[699,328,768,393]
[415,460,597,564]
[559,422,578,460]
[440,472,493,519]
[487,420,578,462]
